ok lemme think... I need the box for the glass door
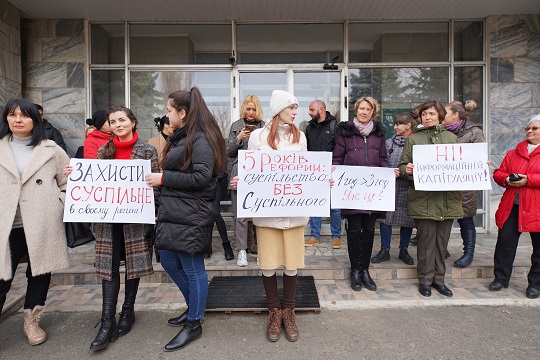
[238,72,287,122]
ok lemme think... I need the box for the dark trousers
[0,228,51,312]
[494,204,540,288]
[212,178,229,245]
[415,219,453,286]
[346,213,378,270]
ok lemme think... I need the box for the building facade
[1,0,540,232]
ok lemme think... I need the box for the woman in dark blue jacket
[145,87,226,351]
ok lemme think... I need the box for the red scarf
[112,132,138,159]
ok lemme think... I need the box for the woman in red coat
[84,110,112,159]
[491,115,540,299]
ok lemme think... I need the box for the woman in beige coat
[148,115,174,165]
[0,98,70,346]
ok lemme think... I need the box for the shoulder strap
[329,119,337,135]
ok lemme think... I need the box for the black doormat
[206,276,320,313]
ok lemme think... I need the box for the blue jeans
[160,250,208,321]
[310,208,342,239]
[380,222,413,250]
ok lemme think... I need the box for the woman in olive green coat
[398,100,463,298]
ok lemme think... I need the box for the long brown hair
[266,109,301,150]
[100,105,138,159]
[163,87,226,175]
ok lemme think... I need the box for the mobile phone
[245,124,256,132]
[509,173,522,182]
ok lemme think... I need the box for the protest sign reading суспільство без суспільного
[63,159,155,224]
[412,142,492,191]
[237,150,332,218]
[330,165,396,211]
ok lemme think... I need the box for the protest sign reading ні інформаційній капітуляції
[237,150,332,218]
[63,159,155,224]
[330,165,396,211]
[412,142,492,191]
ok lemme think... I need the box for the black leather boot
[222,242,234,260]
[454,228,476,268]
[350,269,362,291]
[360,269,377,291]
[167,308,189,327]
[118,277,140,336]
[90,277,120,351]
[164,319,203,352]
[399,248,414,265]
[371,247,390,263]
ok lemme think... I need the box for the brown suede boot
[266,308,282,342]
[282,308,299,342]
[23,306,47,346]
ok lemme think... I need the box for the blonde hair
[446,100,477,121]
[354,97,380,119]
[240,95,263,122]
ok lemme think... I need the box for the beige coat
[147,133,167,164]
[247,121,309,229]
[0,138,70,280]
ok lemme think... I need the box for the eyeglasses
[526,126,540,131]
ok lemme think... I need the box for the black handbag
[65,222,95,248]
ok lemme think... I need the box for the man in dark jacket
[35,104,67,153]
[304,100,342,249]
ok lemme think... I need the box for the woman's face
[163,123,174,136]
[108,111,134,141]
[167,99,185,128]
[443,106,460,126]
[278,105,297,125]
[356,101,373,124]
[526,120,540,145]
[394,122,411,136]
[421,106,441,127]
[244,102,257,122]
[7,106,34,138]
[100,120,112,134]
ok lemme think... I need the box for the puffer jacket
[332,119,389,217]
[247,121,309,229]
[452,120,486,218]
[155,128,216,254]
[305,112,338,152]
[494,140,540,232]
[398,125,463,220]
[84,130,111,159]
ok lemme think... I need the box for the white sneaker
[237,249,248,267]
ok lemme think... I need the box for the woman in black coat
[145,87,226,352]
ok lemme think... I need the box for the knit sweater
[8,135,33,228]
[113,132,138,159]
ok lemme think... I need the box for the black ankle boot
[223,242,234,260]
[454,228,476,268]
[164,319,203,352]
[167,308,188,327]
[361,270,377,291]
[399,248,414,265]
[90,316,118,351]
[117,305,135,336]
[350,269,362,291]
[371,247,390,263]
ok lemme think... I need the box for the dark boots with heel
[90,277,120,351]
[454,228,476,268]
[117,277,140,336]
[164,319,202,352]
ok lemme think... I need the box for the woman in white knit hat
[231,90,307,343]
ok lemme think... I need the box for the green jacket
[398,125,464,221]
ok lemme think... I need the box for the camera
[509,173,522,182]
[229,57,236,64]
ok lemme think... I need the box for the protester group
[1,88,540,352]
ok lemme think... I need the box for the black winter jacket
[306,112,338,152]
[155,128,216,254]
[43,119,67,152]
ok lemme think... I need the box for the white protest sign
[331,165,396,211]
[63,159,155,224]
[413,142,492,191]
[237,150,332,218]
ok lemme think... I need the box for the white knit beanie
[269,90,298,118]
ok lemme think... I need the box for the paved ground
[1,307,539,360]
